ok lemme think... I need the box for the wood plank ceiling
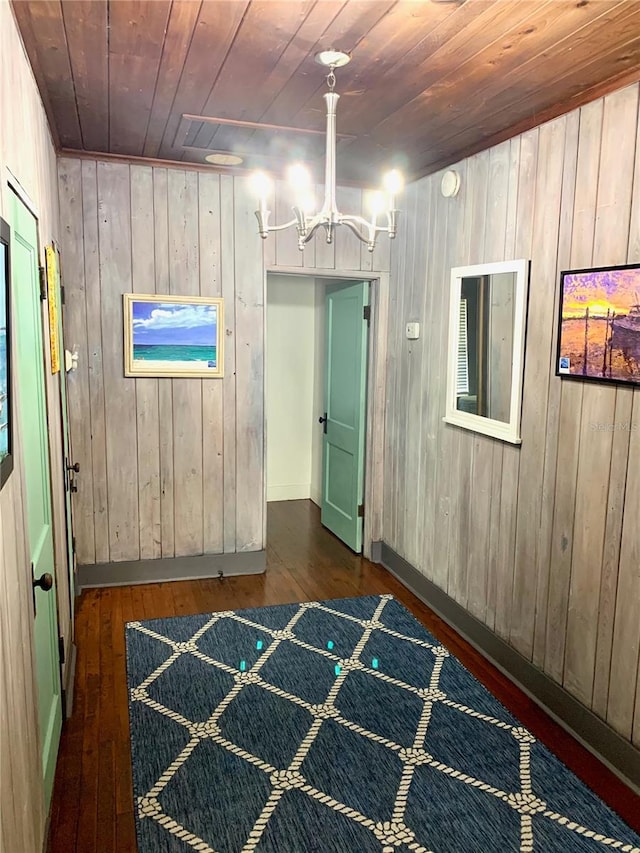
[12,0,640,184]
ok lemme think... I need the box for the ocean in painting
[133,344,216,365]
[559,317,639,381]
[0,329,8,459]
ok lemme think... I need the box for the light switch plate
[406,322,420,340]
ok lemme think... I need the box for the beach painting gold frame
[124,294,224,378]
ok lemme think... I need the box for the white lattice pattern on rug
[128,597,640,853]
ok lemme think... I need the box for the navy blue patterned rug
[126,594,640,853]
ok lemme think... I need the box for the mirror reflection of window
[455,272,515,423]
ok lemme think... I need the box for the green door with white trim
[321,280,369,553]
[11,192,62,810]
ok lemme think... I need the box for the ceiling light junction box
[406,322,420,340]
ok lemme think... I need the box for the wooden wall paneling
[591,87,639,719]
[234,177,265,551]
[97,161,139,562]
[481,140,512,631]
[543,100,604,682]
[58,158,95,565]
[130,165,161,561]
[198,172,224,555]
[628,104,640,749]
[494,131,538,641]
[393,182,419,558]
[381,217,399,541]
[168,169,204,557]
[152,168,175,558]
[509,117,564,661]
[565,86,638,708]
[413,176,438,576]
[531,116,575,666]
[634,645,640,748]
[448,150,489,610]
[444,162,470,603]
[403,177,432,568]
[365,269,390,547]
[467,145,509,621]
[607,384,640,739]
[220,174,237,554]
[334,186,363,273]
[431,164,465,593]
[81,158,109,564]
[606,88,640,739]
[532,110,579,668]
[383,173,410,549]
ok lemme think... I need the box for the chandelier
[251,50,402,253]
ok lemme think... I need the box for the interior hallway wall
[0,2,65,850]
[266,274,317,502]
[383,81,640,750]
[57,159,389,568]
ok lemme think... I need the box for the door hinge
[58,635,65,665]
[60,284,66,305]
[357,503,365,518]
[38,266,47,301]
[72,535,76,554]
[363,305,371,325]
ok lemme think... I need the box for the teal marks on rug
[126,595,640,853]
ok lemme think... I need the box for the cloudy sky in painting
[132,301,217,346]
[562,267,640,318]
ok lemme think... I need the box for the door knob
[319,413,328,434]
[33,572,53,592]
[66,461,80,473]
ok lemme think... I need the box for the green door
[321,280,369,553]
[11,192,62,809]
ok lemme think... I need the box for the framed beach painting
[557,262,640,388]
[123,294,224,378]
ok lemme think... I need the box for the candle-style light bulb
[251,171,273,208]
[383,169,403,209]
[368,190,385,218]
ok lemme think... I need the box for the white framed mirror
[444,258,530,444]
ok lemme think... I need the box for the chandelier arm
[262,217,300,233]
[338,217,373,246]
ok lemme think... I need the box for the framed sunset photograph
[123,294,224,378]
[557,263,640,387]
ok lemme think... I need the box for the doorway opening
[266,272,372,554]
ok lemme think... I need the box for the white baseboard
[310,486,322,508]
[267,484,312,502]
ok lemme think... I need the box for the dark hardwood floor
[48,500,640,852]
